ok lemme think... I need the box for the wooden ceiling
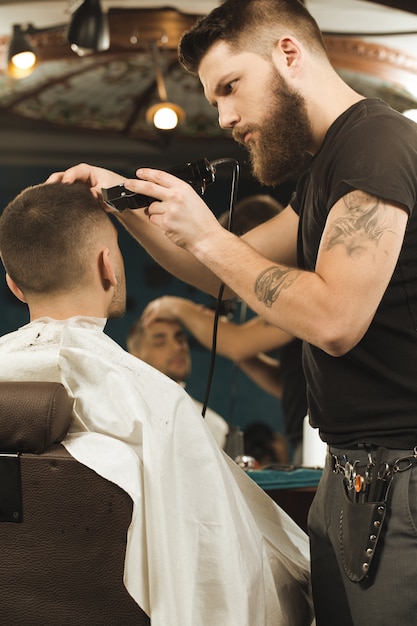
[0,4,416,169]
[17,7,202,61]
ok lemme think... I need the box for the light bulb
[153,106,179,130]
[11,50,36,70]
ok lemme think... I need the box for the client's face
[108,264,126,319]
[134,320,191,383]
[107,227,127,320]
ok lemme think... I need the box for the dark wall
[0,160,293,436]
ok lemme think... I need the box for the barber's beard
[234,69,312,186]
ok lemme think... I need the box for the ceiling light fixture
[7,22,68,79]
[146,41,185,131]
[7,24,38,79]
[67,0,110,57]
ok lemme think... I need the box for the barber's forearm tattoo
[255,266,300,308]
[323,190,396,257]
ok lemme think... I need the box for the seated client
[0,181,314,626]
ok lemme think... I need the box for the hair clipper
[102,158,216,212]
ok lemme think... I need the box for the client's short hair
[0,181,112,296]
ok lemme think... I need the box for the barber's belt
[330,446,417,503]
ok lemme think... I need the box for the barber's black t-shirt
[280,338,306,447]
[291,99,417,448]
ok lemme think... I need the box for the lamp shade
[7,24,37,78]
[67,0,109,55]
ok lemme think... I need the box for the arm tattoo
[255,266,299,308]
[323,190,396,257]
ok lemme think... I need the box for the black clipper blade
[102,185,152,211]
[101,158,216,212]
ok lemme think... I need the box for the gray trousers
[308,445,417,626]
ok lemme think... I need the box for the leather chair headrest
[0,381,73,453]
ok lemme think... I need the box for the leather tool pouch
[339,484,387,582]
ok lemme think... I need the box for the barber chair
[0,381,150,625]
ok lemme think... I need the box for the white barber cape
[0,317,314,626]
[191,396,229,449]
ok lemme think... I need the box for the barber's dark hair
[179,0,327,75]
[219,194,284,235]
[244,421,287,464]
[0,181,112,296]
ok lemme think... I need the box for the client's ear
[6,273,27,303]
[99,248,117,289]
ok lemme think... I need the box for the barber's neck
[306,69,365,154]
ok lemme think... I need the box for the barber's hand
[46,163,127,208]
[142,296,178,325]
[125,167,222,251]
[142,296,194,326]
